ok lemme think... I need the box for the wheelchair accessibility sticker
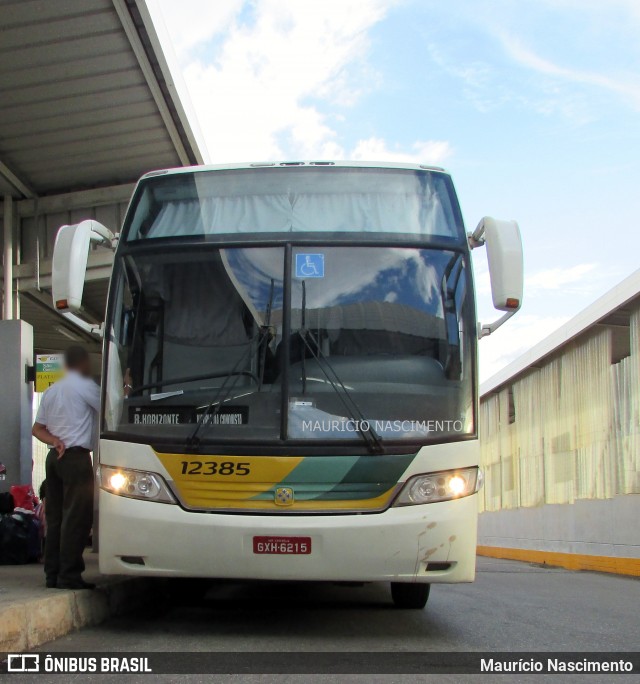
[295,253,325,278]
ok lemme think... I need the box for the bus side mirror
[52,220,115,314]
[468,217,523,339]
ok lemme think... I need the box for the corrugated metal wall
[19,200,129,264]
[479,303,640,512]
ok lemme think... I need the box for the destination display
[128,405,249,426]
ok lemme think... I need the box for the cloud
[498,33,640,110]
[427,41,590,123]
[423,2,640,122]
[477,259,600,310]
[537,0,640,24]
[351,137,453,164]
[148,0,244,56]
[151,0,402,162]
[526,264,596,292]
[426,44,502,113]
[479,314,570,382]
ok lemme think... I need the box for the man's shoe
[45,579,57,588]
[57,580,96,590]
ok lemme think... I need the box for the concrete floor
[10,556,637,683]
[0,554,102,611]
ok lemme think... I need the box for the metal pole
[3,195,13,320]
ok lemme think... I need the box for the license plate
[253,536,311,554]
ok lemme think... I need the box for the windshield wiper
[441,254,464,380]
[185,328,270,451]
[296,328,384,454]
[258,278,275,391]
[130,370,258,397]
[187,283,277,451]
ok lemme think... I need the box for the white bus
[52,162,522,609]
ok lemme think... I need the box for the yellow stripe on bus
[156,453,305,502]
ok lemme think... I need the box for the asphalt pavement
[7,557,639,683]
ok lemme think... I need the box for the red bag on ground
[10,485,36,513]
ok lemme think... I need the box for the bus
[52,162,522,609]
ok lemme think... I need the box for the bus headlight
[394,467,482,506]
[99,465,175,504]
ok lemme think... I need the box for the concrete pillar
[0,320,33,491]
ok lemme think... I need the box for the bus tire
[390,582,430,609]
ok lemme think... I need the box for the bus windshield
[124,167,464,241]
[104,244,475,447]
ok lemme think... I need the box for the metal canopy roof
[1,0,206,356]
[0,0,204,198]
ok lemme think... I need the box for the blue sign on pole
[295,253,325,278]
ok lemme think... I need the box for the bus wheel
[390,582,430,609]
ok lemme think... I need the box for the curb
[477,545,640,577]
[1,577,161,652]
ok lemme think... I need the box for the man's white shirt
[35,370,100,450]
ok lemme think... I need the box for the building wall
[18,197,129,264]
[478,495,639,558]
[478,303,640,560]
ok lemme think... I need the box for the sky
[146,0,640,381]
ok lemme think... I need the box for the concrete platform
[0,552,159,651]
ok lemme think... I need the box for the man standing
[32,346,100,590]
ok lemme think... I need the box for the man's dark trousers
[44,447,94,585]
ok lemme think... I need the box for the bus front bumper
[98,490,478,583]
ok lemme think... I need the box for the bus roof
[139,160,449,181]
